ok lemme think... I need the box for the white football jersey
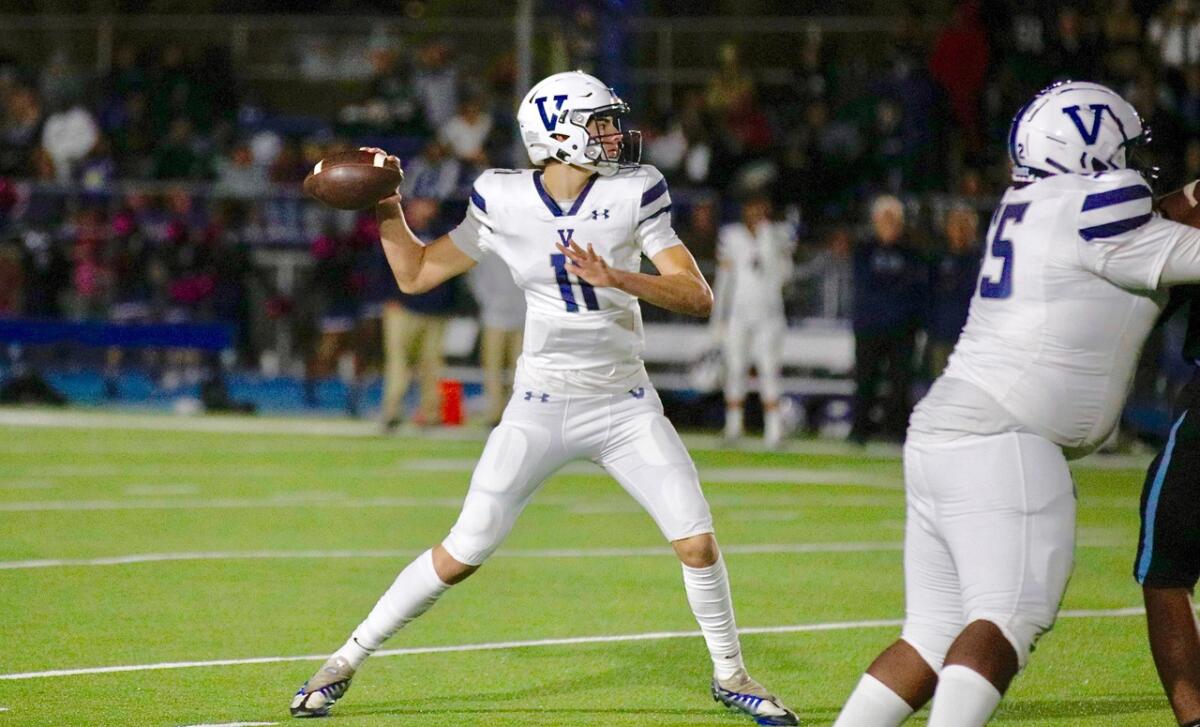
[449,164,682,394]
[716,221,795,320]
[926,168,1200,458]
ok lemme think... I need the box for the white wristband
[1184,180,1198,206]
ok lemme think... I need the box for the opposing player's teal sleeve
[635,166,683,258]
[448,177,495,261]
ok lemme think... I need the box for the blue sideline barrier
[0,319,233,350]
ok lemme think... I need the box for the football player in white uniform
[712,192,796,448]
[834,81,1200,727]
[290,71,798,726]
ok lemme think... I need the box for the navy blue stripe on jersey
[638,204,672,226]
[532,170,598,217]
[1079,213,1152,240]
[550,253,579,312]
[1082,184,1152,212]
[470,189,487,213]
[641,178,668,208]
[533,171,562,216]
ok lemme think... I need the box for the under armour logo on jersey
[629,387,645,399]
[1062,104,1111,145]
[524,391,550,402]
[535,95,569,131]
[557,229,575,245]
[590,209,610,220]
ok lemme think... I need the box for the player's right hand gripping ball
[303,149,404,210]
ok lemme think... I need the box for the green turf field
[0,410,1174,725]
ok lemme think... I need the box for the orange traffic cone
[440,379,464,426]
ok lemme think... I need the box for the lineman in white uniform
[291,71,798,726]
[834,81,1200,727]
[712,192,796,447]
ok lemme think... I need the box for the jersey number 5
[550,253,601,312]
[980,202,1030,300]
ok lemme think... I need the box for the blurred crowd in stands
[0,0,1197,433]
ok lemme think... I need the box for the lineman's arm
[1076,171,1200,289]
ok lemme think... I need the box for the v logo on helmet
[1062,104,1111,145]
[535,95,569,131]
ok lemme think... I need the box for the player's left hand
[557,239,622,288]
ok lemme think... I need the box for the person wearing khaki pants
[467,251,526,426]
[479,326,523,424]
[380,301,448,428]
[379,197,458,430]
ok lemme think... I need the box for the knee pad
[442,490,510,566]
[443,425,539,565]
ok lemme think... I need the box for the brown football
[1158,183,1200,227]
[303,149,404,210]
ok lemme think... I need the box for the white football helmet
[517,70,641,176]
[1008,81,1148,182]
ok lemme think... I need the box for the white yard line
[1,492,1151,514]
[0,409,418,440]
[122,485,201,497]
[407,458,901,488]
[1,460,900,489]
[0,542,907,570]
[0,607,1148,682]
[0,495,471,512]
[0,482,55,490]
[0,408,1154,468]
[0,486,908,513]
[0,538,1126,572]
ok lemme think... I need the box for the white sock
[331,635,373,670]
[764,408,782,446]
[342,549,451,666]
[832,674,915,727]
[725,407,744,439]
[926,664,1003,727]
[681,555,745,680]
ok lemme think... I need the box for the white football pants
[900,431,1076,671]
[442,382,715,566]
[723,316,784,404]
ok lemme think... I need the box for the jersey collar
[532,170,598,217]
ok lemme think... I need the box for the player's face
[587,115,623,160]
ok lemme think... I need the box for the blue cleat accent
[290,656,355,718]
[712,676,800,726]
